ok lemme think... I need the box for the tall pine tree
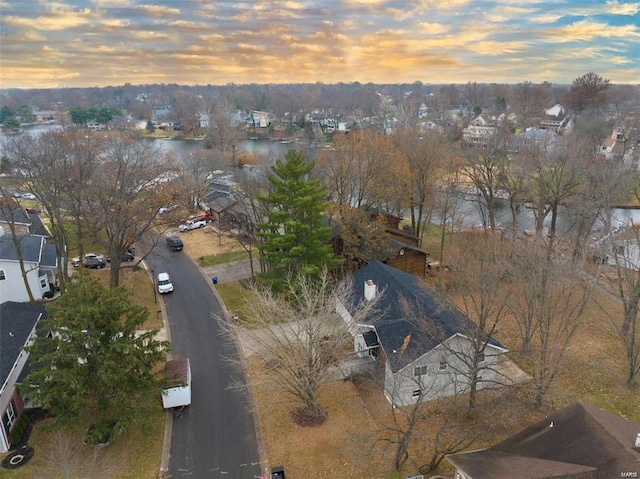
[257,149,340,289]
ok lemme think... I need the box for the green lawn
[215,281,261,325]
[197,250,249,267]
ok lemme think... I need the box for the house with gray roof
[337,261,507,406]
[446,402,640,479]
[0,234,59,303]
[0,302,46,452]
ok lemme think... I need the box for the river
[4,124,639,232]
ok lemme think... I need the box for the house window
[439,360,447,371]
[2,400,16,432]
[0,270,5,281]
[40,278,47,289]
[414,365,428,377]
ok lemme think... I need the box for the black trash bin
[271,465,285,479]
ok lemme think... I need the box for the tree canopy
[22,274,168,435]
[256,149,340,289]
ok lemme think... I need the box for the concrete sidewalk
[201,258,260,284]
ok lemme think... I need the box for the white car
[178,219,206,232]
[157,272,174,294]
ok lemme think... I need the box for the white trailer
[162,358,191,409]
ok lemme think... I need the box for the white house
[337,261,507,406]
[0,301,46,452]
[0,234,59,303]
[462,115,500,149]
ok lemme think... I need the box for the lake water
[4,125,638,232]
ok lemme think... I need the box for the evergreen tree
[257,149,340,289]
[22,274,168,434]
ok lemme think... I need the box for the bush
[84,419,121,446]
[42,290,55,299]
[9,413,30,447]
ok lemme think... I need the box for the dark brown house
[446,402,640,479]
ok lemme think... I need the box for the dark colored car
[166,236,183,251]
[82,254,106,269]
[107,248,136,263]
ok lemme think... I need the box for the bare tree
[219,271,380,425]
[435,233,512,412]
[324,203,391,274]
[563,72,610,113]
[393,126,449,242]
[508,241,591,406]
[88,133,170,288]
[460,126,512,232]
[600,225,640,385]
[33,430,118,479]
[317,130,401,213]
[509,81,550,130]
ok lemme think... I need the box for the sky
[0,0,638,89]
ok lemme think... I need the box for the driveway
[201,258,260,284]
[147,248,262,478]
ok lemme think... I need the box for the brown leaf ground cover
[237,263,640,478]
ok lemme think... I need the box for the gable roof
[0,234,58,267]
[446,402,640,479]
[26,211,48,236]
[0,204,31,226]
[0,301,46,390]
[345,261,505,373]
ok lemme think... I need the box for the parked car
[178,219,206,232]
[107,248,135,263]
[166,236,183,251]
[157,272,173,294]
[21,192,36,200]
[72,253,106,268]
[82,253,106,269]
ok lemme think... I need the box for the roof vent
[364,280,376,301]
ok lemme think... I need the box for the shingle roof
[345,261,506,373]
[0,301,46,390]
[0,234,58,267]
[27,211,48,236]
[446,402,640,479]
[0,205,31,226]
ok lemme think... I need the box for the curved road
[147,246,262,478]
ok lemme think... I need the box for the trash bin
[271,465,285,479]
[212,276,218,285]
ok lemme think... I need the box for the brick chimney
[364,280,376,301]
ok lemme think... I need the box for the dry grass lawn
[1,265,166,479]
[170,225,246,262]
[237,275,640,478]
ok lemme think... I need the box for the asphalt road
[147,246,262,478]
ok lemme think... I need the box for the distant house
[418,103,428,119]
[539,104,573,134]
[0,234,59,303]
[325,208,430,278]
[511,128,561,153]
[337,261,507,406]
[446,402,640,479]
[86,121,106,131]
[462,115,499,149]
[0,199,48,237]
[249,111,272,128]
[0,301,46,453]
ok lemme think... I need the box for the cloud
[139,4,180,17]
